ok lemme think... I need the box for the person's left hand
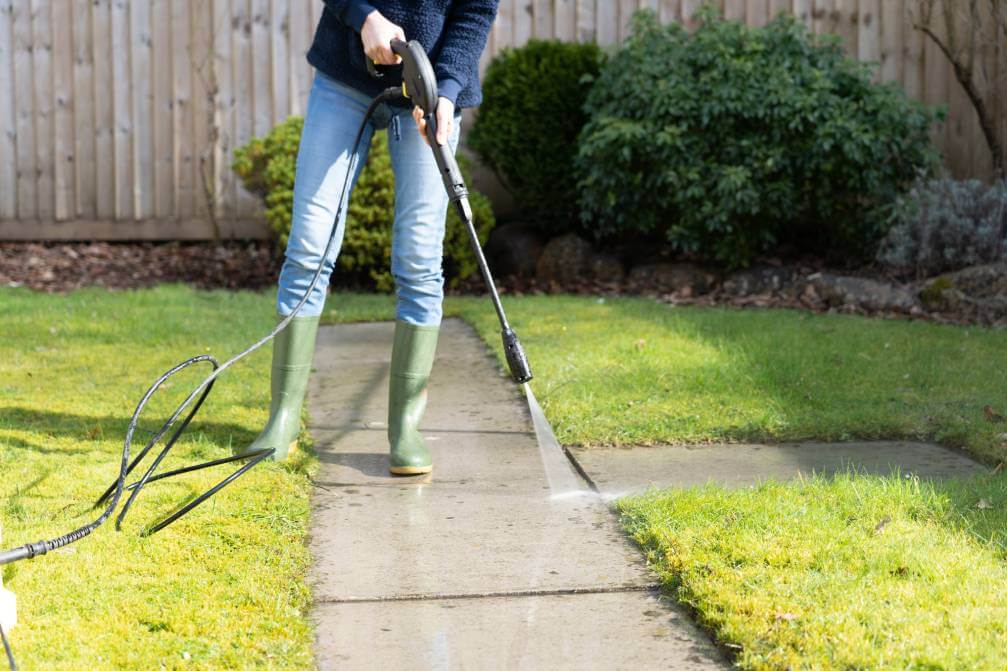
[412,97,455,146]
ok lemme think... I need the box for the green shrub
[468,39,604,234]
[576,9,940,267]
[233,116,495,290]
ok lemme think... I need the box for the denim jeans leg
[387,109,463,326]
[277,74,375,317]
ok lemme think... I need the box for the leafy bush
[576,9,939,267]
[468,39,604,234]
[233,117,495,290]
[877,178,1007,278]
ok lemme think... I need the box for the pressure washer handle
[375,37,533,384]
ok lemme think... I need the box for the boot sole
[389,465,433,475]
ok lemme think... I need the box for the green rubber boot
[242,314,320,461]
[388,320,440,475]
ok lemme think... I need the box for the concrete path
[306,319,727,670]
[571,441,987,499]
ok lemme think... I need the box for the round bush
[576,9,939,267]
[468,39,604,234]
[878,178,1007,278]
[233,117,495,291]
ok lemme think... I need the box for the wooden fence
[0,0,1001,240]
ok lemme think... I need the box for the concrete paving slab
[306,319,727,669]
[314,591,726,671]
[570,441,987,497]
[310,425,561,490]
[309,486,648,601]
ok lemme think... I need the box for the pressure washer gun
[372,39,533,384]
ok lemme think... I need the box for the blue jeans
[277,72,461,325]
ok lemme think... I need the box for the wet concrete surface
[315,591,722,671]
[570,441,987,498]
[307,319,727,670]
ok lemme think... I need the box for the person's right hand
[361,10,404,65]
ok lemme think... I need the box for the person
[244,1,498,475]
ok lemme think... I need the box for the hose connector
[502,328,533,384]
[0,541,50,566]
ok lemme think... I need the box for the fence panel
[0,0,999,239]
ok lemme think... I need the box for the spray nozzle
[502,329,533,384]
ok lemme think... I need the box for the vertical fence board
[171,0,194,218]
[618,0,636,41]
[554,0,575,41]
[834,0,857,56]
[494,0,512,54]
[269,0,289,125]
[13,0,35,219]
[287,0,310,114]
[211,0,234,219]
[91,0,113,218]
[231,0,256,217]
[533,0,552,38]
[768,0,789,21]
[857,0,879,65]
[792,0,812,29]
[251,0,271,137]
[922,18,949,158]
[72,0,95,218]
[724,0,745,21]
[747,0,769,26]
[879,0,902,83]
[0,0,17,219]
[189,0,213,220]
[152,0,173,218]
[128,0,153,219]
[595,0,617,44]
[576,0,594,41]
[901,0,924,100]
[812,0,830,35]
[32,0,54,219]
[52,0,74,221]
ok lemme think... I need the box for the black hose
[0,88,402,568]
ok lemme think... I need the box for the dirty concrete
[570,441,987,498]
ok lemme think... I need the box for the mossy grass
[618,473,1007,669]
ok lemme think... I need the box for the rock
[919,263,1007,321]
[627,262,717,295]
[722,265,793,296]
[808,273,917,312]
[485,222,545,279]
[944,262,1007,300]
[587,253,625,283]
[534,234,625,285]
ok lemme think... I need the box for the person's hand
[412,97,455,146]
[361,10,404,65]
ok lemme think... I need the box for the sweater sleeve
[322,0,376,31]
[434,0,498,105]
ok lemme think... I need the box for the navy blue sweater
[308,1,498,108]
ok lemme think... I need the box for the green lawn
[618,475,1007,670]
[1,286,314,669]
[2,285,1005,668]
